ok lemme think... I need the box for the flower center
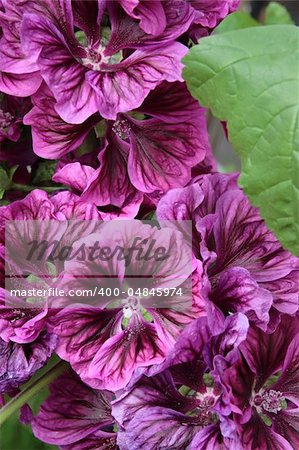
[76,28,123,70]
[179,382,220,426]
[82,45,103,70]
[0,109,13,130]
[122,296,140,319]
[254,389,286,414]
[112,119,131,140]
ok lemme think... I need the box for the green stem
[0,361,68,426]
[11,183,67,193]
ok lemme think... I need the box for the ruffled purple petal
[118,0,166,36]
[21,13,98,124]
[32,370,114,446]
[23,84,99,158]
[0,71,41,96]
[86,42,187,120]
[0,332,56,394]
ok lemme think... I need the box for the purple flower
[157,173,299,332]
[221,315,299,449]
[36,81,209,214]
[19,0,188,123]
[50,220,201,391]
[0,332,56,394]
[32,369,117,449]
[25,80,210,212]
[112,314,248,449]
[118,0,239,36]
[84,81,209,199]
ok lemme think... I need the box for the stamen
[254,389,286,414]
[112,119,131,140]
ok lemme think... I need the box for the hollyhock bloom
[221,315,299,449]
[26,81,210,212]
[0,189,101,345]
[0,332,56,394]
[32,370,117,449]
[157,173,299,332]
[49,219,203,391]
[112,314,248,449]
[19,0,189,124]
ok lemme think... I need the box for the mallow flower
[157,173,299,332]
[221,315,299,450]
[24,81,210,211]
[112,314,248,450]
[49,219,204,391]
[19,0,190,123]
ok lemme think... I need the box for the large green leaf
[183,25,299,255]
[214,11,259,34]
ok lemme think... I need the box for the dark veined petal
[32,370,114,446]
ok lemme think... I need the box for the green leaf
[215,11,259,34]
[265,2,294,25]
[183,25,299,255]
[32,160,57,184]
[0,166,11,199]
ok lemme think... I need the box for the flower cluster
[0,1,298,450]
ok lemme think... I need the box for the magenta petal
[106,1,194,51]
[210,267,272,330]
[86,42,187,120]
[241,411,293,450]
[112,371,195,428]
[271,408,299,450]
[240,316,299,392]
[88,317,167,390]
[53,162,96,193]
[24,84,99,158]
[82,128,142,209]
[61,432,117,450]
[138,81,204,123]
[190,423,240,450]
[118,406,201,450]
[0,332,56,394]
[271,335,299,405]
[21,13,98,124]
[0,71,42,96]
[52,307,122,382]
[32,370,114,446]
[118,0,166,35]
[127,117,203,193]
[191,0,240,28]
